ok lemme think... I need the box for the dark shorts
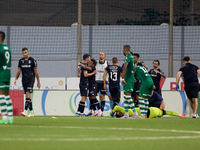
[22,81,34,94]
[97,82,107,95]
[89,84,97,97]
[109,86,120,100]
[79,84,89,97]
[185,82,199,100]
[131,81,140,97]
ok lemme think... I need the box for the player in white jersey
[95,52,109,114]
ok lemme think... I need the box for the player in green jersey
[0,31,13,124]
[110,106,180,118]
[135,66,154,118]
[121,45,138,118]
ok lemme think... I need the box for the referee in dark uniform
[14,47,41,117]
[176,56,200,118]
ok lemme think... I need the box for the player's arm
[103,71,108,90]
[77,67,81,77]
[84,70,97,77]
[79,63,92,71]
[176,71,182,90]
[34,68,41,88]
[121,63,127,79]
[14,68,21,85]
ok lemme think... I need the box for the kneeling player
[110,106,180,118]
[148,91,166,109]
[103,57,122,110]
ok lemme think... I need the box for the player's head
[112,57,118,65]
[99,52,105,60]
[153,60,160,68]
[22,47,29,59]
[0,31,5,43]
[83,54,91,63]
[182,56,190,64]
[133,53,140,63]
[115,111,124,118]
[123,45,130,56]
[88,59,97,67]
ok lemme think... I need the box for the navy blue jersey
[106,65,122,87]
[179,63,199,85]
[18,57,37,83]
[148,91,163,104]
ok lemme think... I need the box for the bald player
[95,52,109,116]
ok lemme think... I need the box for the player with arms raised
[103,57,122,110]
[121,45,138,118]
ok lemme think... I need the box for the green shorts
[0,81,10,92]
[139,78,154,98]
[123,82,135,93]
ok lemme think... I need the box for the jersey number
[5,51,10,64]
[110,72,117,81]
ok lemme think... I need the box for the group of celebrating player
[76,45,180,118]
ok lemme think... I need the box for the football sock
[93,98,101,110]
[0,95,7,120]
[100,101,105,112]
[139,97,148,116]
[77,101,85,113]
[165,110,180,116]
[5,96,13,120]
[91,99,96,111]
[126,95,137,114]
[25,98,30,110]
[29,99,33,111]
[124,96,129,116]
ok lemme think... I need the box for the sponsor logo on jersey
[4,46,8,50]
[21,65,31,68]
[3,66,7,70]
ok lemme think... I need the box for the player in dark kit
[149,60,166,96]
[103,57,122,110]
[76,54,97,116]
[79,58,103,117]
[176,56,200,118]
[14,47,41,117]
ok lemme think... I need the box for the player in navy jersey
[149,60,166,96]
[176,56,200,118]
[14,47,41,117]
[148,91,166,109]
[103,57,122,110]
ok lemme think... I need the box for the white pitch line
[1,125,200,135]
[1,135,200,142]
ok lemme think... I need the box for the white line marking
[1,125,200,135]
[1,136,200,142]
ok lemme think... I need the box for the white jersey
[95,60,108,82]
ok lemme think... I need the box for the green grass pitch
[0,116,200,150]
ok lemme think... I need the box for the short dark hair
[123,45,130,51]
[22,47,28,51]
[182,56,190,62]
[133,53,140,58]
[112,57,118,64]
[91,59,97,66]
[0,31,6,41]
[83,54,90,60]
[153,60,160,65]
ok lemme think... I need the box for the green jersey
[124,53,135,82]
[0,43,11,82]
[135,66,152,82]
